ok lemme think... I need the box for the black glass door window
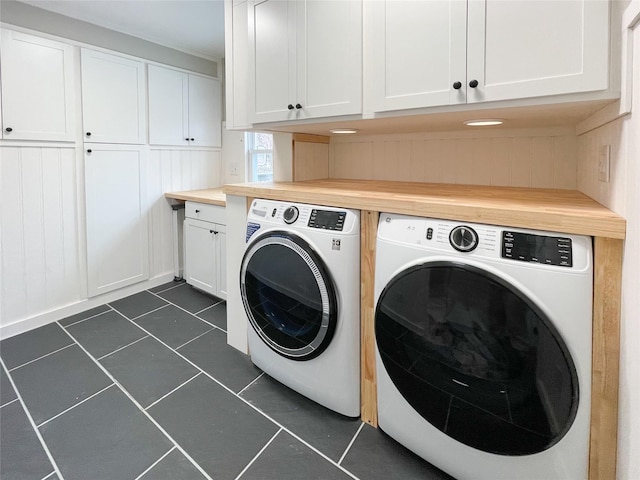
[375,262,579,456]
[241,231,337,360]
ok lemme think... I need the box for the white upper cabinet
[249,0,362,123]
[370,1,467,112]
[0,29,75,141]
[466,0,609,104]
[369,0,610,112]
[148,65,221,147]
[81,49,146,144]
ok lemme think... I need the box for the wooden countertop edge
[164,188,226,207]
[223,181,626,239]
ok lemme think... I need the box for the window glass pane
[246,132,274,182]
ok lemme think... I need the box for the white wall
[0,0,218,76]
[576,24,640,479]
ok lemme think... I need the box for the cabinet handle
[190,138,194,141]
[185,138,190,141]
[86,132,92,137]
[287,104,294,110]
[452,81,462,90]
[86,149,92,153]
[295,103,302,109]
[469,80,479,88]
[5,127,13,133]
[195,209,200,213]
[210,229,214,234]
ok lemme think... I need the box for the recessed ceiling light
[330,129,358,134]
[463,119,504,127]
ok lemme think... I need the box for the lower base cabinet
[184,202,227,300]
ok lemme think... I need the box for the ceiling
[17,0,225,60]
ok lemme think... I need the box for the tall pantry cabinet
[81,49,149,297]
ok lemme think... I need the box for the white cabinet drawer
[185,201,226,224]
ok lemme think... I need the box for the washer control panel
[502,231,573,267]
[308,209,346,231]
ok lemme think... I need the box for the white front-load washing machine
[374,213,592,479]
[240,199,360,417]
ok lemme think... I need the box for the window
[245,132,274,182]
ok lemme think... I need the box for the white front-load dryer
[374,213,592,479]
[240,199,360,417]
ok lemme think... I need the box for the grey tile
[40,386,172,480]
[1,365,17,407]
[239,431,351,480]
[178,329,261,393]
[133,305,212,349]
[157,283,218,314]
[10,345,112,425]
[148,375,278,479]
[58,304,111,327]
[240,375,361,462]
[341,424,454,480]
[66,310,146,359]
[110,291,168,319]
[100,337,199,408]
[197,302,227,331]
[0,323,73,369]
[0,401,54,480]
[149,280,186,294]
[140,449,207,480]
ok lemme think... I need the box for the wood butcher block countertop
[223,179,626,239]
[164,187,226,206]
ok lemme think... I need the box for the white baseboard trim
[0,273,176,339]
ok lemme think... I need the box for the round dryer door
[241,231,338,360]
[375,261,579,456]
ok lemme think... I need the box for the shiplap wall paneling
[0,147,82,326]
[147,149,221,278]
[329,131,578,189]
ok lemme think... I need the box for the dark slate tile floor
[0,281,453,480]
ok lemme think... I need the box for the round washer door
[375,261,579,456]
[241,230,338,360]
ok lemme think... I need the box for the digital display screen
[308,209,346,230]
[502,231,572,267]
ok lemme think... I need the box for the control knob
[283,206,299,224]
[449,225,478,252]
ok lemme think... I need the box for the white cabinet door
[466,0,609,103]
[370,0,467,112]
[295,0,362,118]
[0,29,75,141]
[184,218,217,294]
[148,64,189,146]
[187,74,222,147]
[249,0,296,123]
[184,217,226,299]
[81,49,146,144]
[249,0,362,123]
[148,65,221,147]
[85,145,149,297]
